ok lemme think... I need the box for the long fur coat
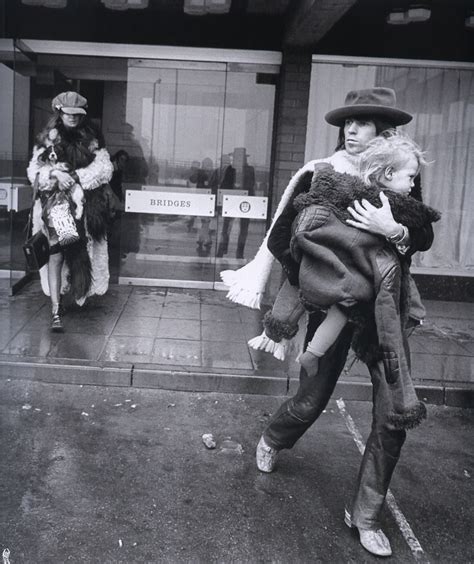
[27,123,114,304]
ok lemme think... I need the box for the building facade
[1,0,473,299]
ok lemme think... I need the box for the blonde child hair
[359,130,427,186]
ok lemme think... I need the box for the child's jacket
[291,166,441,430]
[291,166,440,309]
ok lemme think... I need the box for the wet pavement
[0,280,472,406]
[0,378,472,563]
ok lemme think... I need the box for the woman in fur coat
[26,91,113,331]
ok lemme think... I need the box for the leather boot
[344,509,392,557]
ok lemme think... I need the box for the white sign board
[0,179,31,212]
[126,190,215,217]
[217,189,247,206]
[222,195,268,220]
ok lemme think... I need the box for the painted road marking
[336,398,429,563]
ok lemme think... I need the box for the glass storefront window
[120,62,227,285]
[0,40,34,293]
[116,59,277,287]
[306,58,474,277]
[14,47,278,290]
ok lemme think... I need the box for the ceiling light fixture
[387,4,431,25]
[184,0,231,16]
[466,13,474,29]
[22,0,67,6]
[206,0,231,14]
[101,0,148,10]
[387,9,406,25]
[407,6,431,22]
[184,0,206,16]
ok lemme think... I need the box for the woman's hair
[37,110,105,149]
[35,109,106,170]
[334,117,396,151]
[359,130,427,186]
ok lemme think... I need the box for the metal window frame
[312,54,474,71]
[21,39,282,66]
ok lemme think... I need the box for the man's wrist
[386,223,406,244]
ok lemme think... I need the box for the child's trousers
[263,279,306,342]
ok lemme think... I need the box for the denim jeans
[263,311,406,530]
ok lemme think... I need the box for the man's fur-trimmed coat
[290,167,441,429]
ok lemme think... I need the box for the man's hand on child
[346,191,400,238]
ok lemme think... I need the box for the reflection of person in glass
[26,91,114,331]
[110,150,130,203]
[192,157,214,255]
[209,154,233,194]
[186,158,213,248]
[216,148,255,259]
[120,124,148,256]
[122,123,149,186]
[108,150,130,263]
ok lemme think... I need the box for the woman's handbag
[22,175,50,271]
[23,230,50,271]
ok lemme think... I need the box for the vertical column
[264,50,311,302]
[271,49,312,215]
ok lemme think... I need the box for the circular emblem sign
[239,201,251,213]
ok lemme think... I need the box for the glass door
[0,40,36,295]
[119,60,227,287]
[215,64,277,272]
[11,43,279,291]
[119,59,277,288]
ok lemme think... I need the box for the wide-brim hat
[52,91,88,115]
[229,147,250,157]
[325,87,412,127]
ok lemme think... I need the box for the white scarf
[220,150,361,308]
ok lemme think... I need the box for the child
[249,131,440,380]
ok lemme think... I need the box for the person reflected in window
[110,150,130,204]
[185,160,201,234]
[118,124,149,258]
[209,154,234,196]
[122,123,149,187]
[108,150,129,265]
[216,148,255,259]
[191,157,214,256]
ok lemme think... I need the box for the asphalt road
[0,378,472,563]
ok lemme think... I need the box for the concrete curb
[0,358,472,408]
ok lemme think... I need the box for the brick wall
[270,50,312,215]
[263,50,312,304]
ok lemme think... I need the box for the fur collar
[293,168,441,229]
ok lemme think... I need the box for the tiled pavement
[0,280,472,406]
